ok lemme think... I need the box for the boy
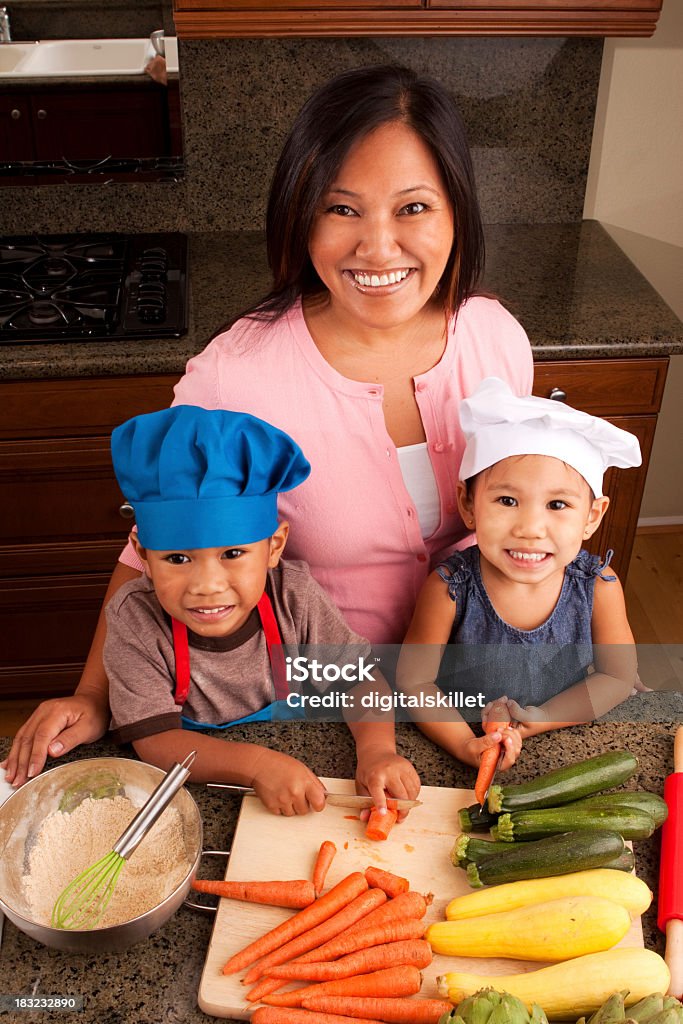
[107,405,419,815]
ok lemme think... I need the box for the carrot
[270,921,428,981]
[246,976,289,1003]
[242,888,387,984]
[301,996,454,1024]
[363,867,409,898]
[222,871,368,975]
[298,892,429,964]
[474,700,510,806]
[365,799,398,842]
[266,939,432,982]
[191,878,316,908]
[262,965,423,1008]
[252,1007,387,1024]
[312,842,337,896]
[247,919,428,1002]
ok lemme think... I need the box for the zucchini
[451,835,512,866]
[427,895,632,961]
[562,790,668,828]
[437,948,672,1020]
[465,829,624,887]
[446,865,651,919]
[601,847,635,872]
[492,805,655,842]
[457,803,499,833]
[487,750,638,814]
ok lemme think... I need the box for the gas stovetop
[0,232,188,344]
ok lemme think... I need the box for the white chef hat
[459,377,642,498]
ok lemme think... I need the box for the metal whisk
[51,751,195,930]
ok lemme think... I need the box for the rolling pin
[658,725,683,998]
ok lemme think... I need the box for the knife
[206,782,421,812]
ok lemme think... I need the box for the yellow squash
[437,948,671,1021]
[445,868,652,920]
[428,895,630,961]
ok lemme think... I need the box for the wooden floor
[1,530,682,738]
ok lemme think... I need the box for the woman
[4,64,532,786]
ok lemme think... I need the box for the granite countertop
[0,707,680,1024]
[2,220,682,382]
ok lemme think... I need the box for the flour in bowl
[23,795,190,928]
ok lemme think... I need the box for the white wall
[584,0,683,521]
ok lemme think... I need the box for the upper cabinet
[172,0,663,38]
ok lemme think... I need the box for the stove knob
[119,502,135,520]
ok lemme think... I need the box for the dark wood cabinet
[0,374,177,700]
[532,357,668,582]
[172,0,663,38]
[0,94,34,161]
[0,82,177,164]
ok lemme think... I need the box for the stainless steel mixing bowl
[0,757,202,952]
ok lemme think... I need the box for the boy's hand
[1,693,109,787]
[355,747,421,823]
[250,749,327,816]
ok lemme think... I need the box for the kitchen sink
[0,42,37,74]
[0,37,179,78]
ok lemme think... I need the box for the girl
[398,376,642,771]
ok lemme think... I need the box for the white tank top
[396,441,441,539]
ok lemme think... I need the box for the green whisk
[51,751,195,930]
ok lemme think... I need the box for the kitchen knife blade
[206,782,421,811]
[658,725,683,998]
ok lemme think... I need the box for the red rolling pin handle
[657,772,683,931]
[659,726,683,999]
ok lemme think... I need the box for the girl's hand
[250,750,327,816]
[460,726,522,771]
[505,699,550,739]
[1,693,109,787]
[355,748,421,822]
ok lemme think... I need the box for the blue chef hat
[111,406,311,550]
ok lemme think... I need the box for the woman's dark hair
[235,64,484,327]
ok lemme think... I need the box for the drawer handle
[36,108,47,120]
[118,501,135,520]
[10,108,21,120]
[549,387,567,402]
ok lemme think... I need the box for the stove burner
[45,257,73,277]
[0,233,187,344]
[28,301,66,326]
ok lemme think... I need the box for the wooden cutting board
[197,777,644,1018]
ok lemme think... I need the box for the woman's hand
[250,749,327,816]
[1,693,110,787]
[355,746,421,822]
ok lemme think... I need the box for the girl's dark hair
[233,64,484,328]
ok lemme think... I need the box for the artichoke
[579,993,683,1024]
[438,987,550,1024]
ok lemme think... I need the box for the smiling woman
[2,64,534,786]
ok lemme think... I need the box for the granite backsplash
[0,28,603,234]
